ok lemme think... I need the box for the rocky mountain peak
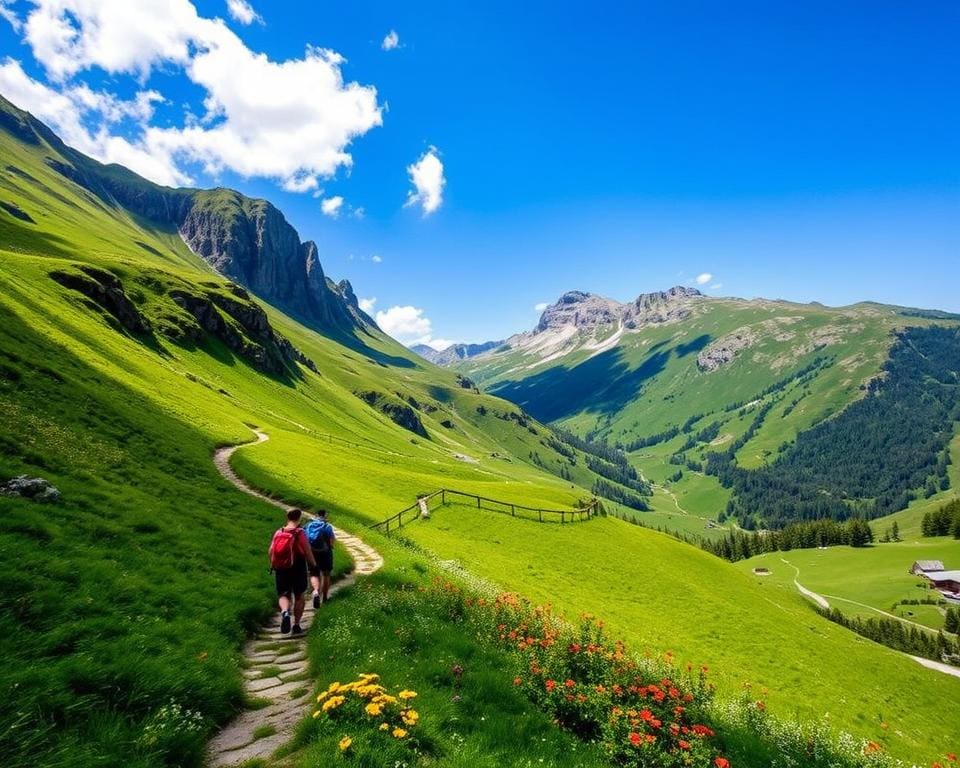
[536,291,624,333]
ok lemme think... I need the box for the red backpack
[269,527,304,570]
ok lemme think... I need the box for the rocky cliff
[0,94,367,340]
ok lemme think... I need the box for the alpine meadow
[0,4,958,768]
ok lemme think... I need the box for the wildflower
[865,742,881,755]
[513,676,522,686]
[338,736,352,752]
[948,755,957,763]
[392,727,408,739]
[564,679,576,689]
[451,664,464,677]
[679,740,690,750]
[629,732,642,746]
[312,710,322,718]
[321,695,345,712]
[379,722,390,731]
[364,702,383,717]
[398,690,418,700]
[545,679,557,692]
[715,759,730,768]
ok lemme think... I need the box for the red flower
[545,679,556,692]
[715,759,730,768]
[679,740,690,750]
[513,676,522,686]
[565,679,576,689]
[629,732,642,746]
[569,643,582,653]
[948,756,957,763]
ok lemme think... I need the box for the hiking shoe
[291,624,304,636]
[280,611,291,634]
[312,592,320,609]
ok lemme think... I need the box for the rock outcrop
[354,390,428,437]
[168,285,316,376]
[697,329,757,372]
[50,266,151,335]
[623,286,701,328]
[1,475,61,502]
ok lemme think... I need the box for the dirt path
[206,430,383,767]
[779,557,960,680]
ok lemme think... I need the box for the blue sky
[0,1,957,347]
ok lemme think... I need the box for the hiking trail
[207,429,383,767]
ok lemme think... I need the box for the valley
[1,90,958,768]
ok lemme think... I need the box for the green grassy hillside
[3,92,959,768]
[0,98,619,767]
[399,505,960,763]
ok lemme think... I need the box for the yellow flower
[321,695,346,712]
[317,691,329,702]
[364,702,383,717]
[401,709,420,726]
[312,710,322,718]
[359,673,380,682]
[338,736,352,752]
[392,727,408,739]
[327,682,342,693]
[379,722,390,731]
[398,690,418,700]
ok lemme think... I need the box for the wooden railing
[370,488,601,534]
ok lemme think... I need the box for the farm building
[922,570,960,598]
[910,560,945,575]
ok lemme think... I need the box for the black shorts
[275,563,308,597]
[309,548,333,576]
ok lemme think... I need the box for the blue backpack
[305,519,332,552]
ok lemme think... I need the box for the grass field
[400,503,960,764]
[737,539,960,631]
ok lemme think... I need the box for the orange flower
[628,732,642,746]
[564,679,576,689]
[715,759,730,768]
[513,676,522,686]
[545,679,556,692]
[679,740,690,750]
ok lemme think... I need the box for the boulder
[1,475,61,502]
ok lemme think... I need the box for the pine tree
[891,521,900,542]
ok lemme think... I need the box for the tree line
[816,606,959,665]
[921,498,960,538]
[700,517,874,562]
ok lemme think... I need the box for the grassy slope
[401,504,960,763]
[0,108,603,767]
[459,297,958,533]
[736,540,960,630]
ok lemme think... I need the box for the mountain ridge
[0,93,368,342]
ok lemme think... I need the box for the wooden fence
[370,488,601,534]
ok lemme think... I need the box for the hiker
[268,508,317,635]
[306,509,336,608]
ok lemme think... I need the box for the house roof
[914,560,945,571]
[924,570,960,582]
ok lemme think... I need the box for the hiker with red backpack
[306,509,336,608]
[268,508,317,635]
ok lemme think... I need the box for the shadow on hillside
[490,347,671,422]
[676,334,711,357]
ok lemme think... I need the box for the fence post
[442,489,446,505]
[511,504,515,517]
[561,511,565,524]
[538,509,542,523]
[477,496,481,509]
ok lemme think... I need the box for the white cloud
[381,30,399,51]
[352,206,365,219]
[0,1,21,32]
[375,305,433,342]
[534,301,549,312]
[405,146,445,215]
[358,297,376,313]
[695,272,713,285]
[321,195,344,217]
[371,254,382,263]
[0,57,188,186]
[226,0,262,25]
[13,0,383,191]
[283,173,319,193]
[423,338,456,351]
[709,283,723,291]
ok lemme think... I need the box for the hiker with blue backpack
[306,509,336,608]
[268,508,317,635]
